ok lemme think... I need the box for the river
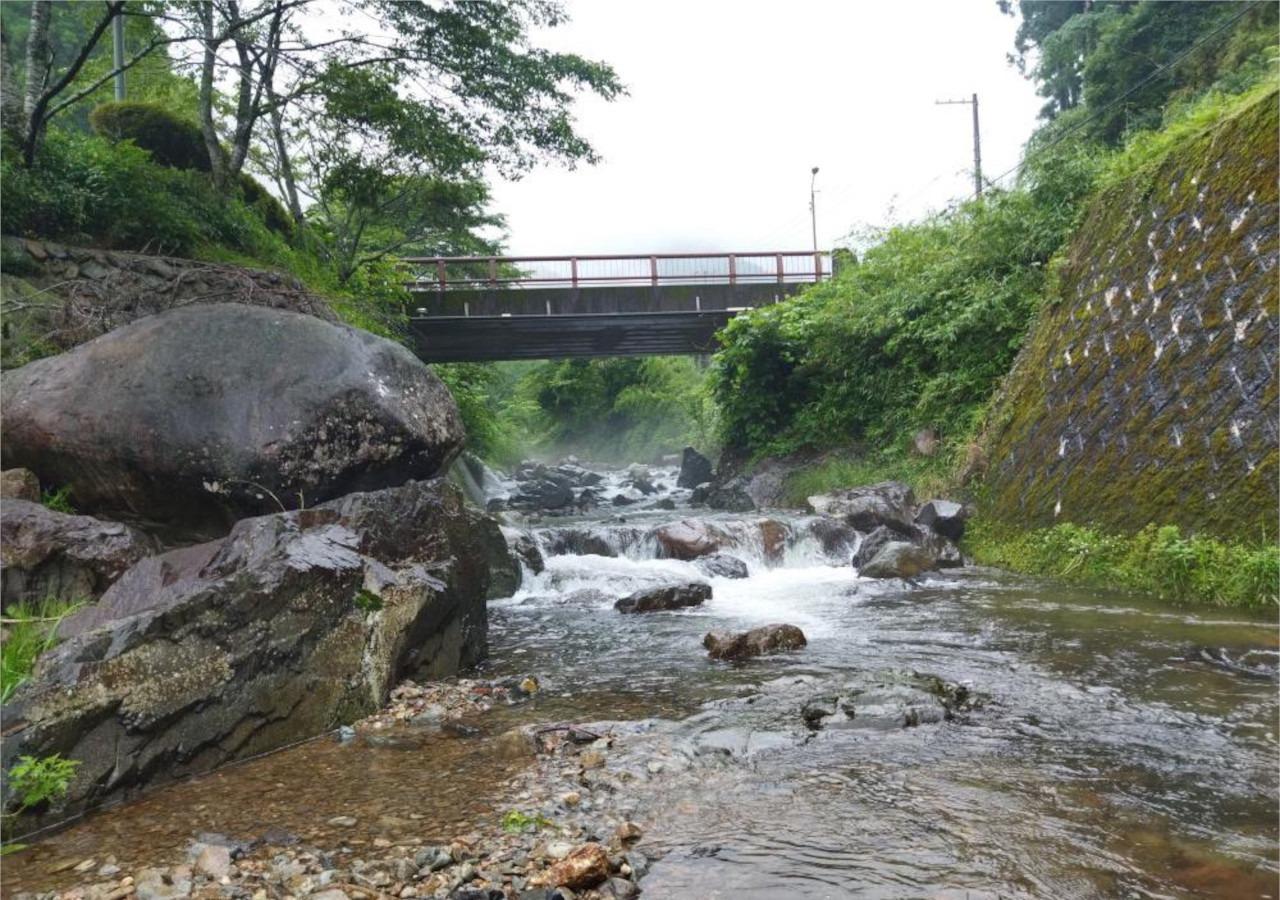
[5,462,1277,898]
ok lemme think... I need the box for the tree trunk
[197,2,228,188]
[20,0,51,163]
[268,97,304,227]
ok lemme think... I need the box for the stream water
[5,463,1278,899]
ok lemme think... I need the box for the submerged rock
[808,481,915,533]
[615,582,711,614]
[0,500,157,608]
[858,541,936,578]
[704,623,807,660]
[677,447,714,489]
[0,304,463,541]
[695,553,750,579]
[3,479,502,827]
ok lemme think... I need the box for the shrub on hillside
[89,101,211,171]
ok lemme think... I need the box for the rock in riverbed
[695,553,750,579]
[3,479,504,826]
[808,481,916,533]
[615,582,711,613]
[858,541,936,578]
[0,500,157,608]
[677,446,714,489]
[704,623,807,660]
[0,303,464,541]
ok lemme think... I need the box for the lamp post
[809,166,820,253]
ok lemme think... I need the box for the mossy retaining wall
[979,92,1278,543]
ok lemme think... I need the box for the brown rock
[0,500,157,609]
[652,519,725,560]
[532,843,611,890]
[704,624,808,661]
[0,468,40,502]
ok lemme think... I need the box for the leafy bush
[88,101,211,171]
[712,139,1100,459]
[1,129,279,256]
[1,598,83,702]
[5,754,80,814]
[40,486,75,515]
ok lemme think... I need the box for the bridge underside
[410,310,734,362]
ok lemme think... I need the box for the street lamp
[809,166,820,254]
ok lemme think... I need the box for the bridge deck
[401,251,831,362]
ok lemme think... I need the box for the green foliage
[966,520,1280,609]
[40,486,75,515]
[1001,0,1278,143]
[89,101,211,171]
[1,598,83,702]
[517,357,717,462]
[712,140,1100,459]
[501,809,552,834]
[1,130,282,257]
[5,754,80,814]
[353,589,384,613]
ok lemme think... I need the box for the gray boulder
[615,582,711,614]
[0,304,463,541]
[703,477,756,512]
[915,499,970,541]
[695,553,750,579]
[806,517,858,558]
[1,500,157,609]
[858,541,936,579]
[677,447,714,489]
[807,481,916,533]
[2,479,501,828]
[851,525,898,570]
[502,527,546,575]
[704,623,807,660]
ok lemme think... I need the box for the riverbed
[5,464,1277,899]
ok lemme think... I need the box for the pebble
[579,750,606,770]
[73,859,98,874]
[327,815,358,827]
[561,791,581,807]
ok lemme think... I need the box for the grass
[966,520,1279,610]
[1,598,83,702]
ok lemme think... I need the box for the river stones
[915,499,970,541]
[0,499,157,609]
[704,623,807,660]
[0,303,463,542]
[807,481,916,533]
[530,842,611,890]
[615,582,711,613]
[695,553,750,579]
[858,541,937,578]
[677,446,714,488]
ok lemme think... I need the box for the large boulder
[704,624,807,660]
[0,500,157,609]
[1,304,463,541]
[851,525,898,570]
[858,541,936,579]
[677,447,714,489]
[807,481,916,533]
[2,479,501,827]
[614,582,711,614]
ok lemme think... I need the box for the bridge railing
[401,251,832,292]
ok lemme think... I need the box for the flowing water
[6,463,1278,898]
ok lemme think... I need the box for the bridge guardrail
[401,251,832,292]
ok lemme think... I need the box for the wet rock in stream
[615,582,711,614]
[703,624,807,660]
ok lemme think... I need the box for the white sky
[487,0,1044,255]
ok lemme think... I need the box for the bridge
[402,250,831,362]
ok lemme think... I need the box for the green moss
[966,518,1278,610]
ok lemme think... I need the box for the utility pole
[809,166,820,252]
[112,11,125,100]
[935,93,983,198]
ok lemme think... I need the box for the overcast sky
[487,0,1044,256]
